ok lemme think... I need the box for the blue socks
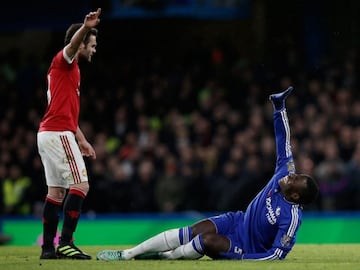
[269,86,294,111]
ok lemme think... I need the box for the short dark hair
[298,174,319,205]
[64,23,98,46]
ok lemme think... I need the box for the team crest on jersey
[275,206,281,216]
[82,169,87,177]
[281,234,292,247]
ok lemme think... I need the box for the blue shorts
[209,211,245,259]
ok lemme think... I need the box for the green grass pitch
[1,244,359,270]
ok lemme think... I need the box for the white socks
[123,228,183,259]
[121,226,204,260]
[161,234,204,259]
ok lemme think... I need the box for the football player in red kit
[37,8,101,260]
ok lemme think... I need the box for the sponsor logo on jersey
[266,196,281,225]
[266,197,277,225]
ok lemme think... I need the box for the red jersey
[39,50,80,133]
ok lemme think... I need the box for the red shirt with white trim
[39,49,80,133]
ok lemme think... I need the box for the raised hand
[84,8,101,28]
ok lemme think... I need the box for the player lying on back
[97,86,319,261]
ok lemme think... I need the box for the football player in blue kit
[97,86,319,261]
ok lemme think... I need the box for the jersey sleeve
[51,50,74,70]
[242,204,301,260]
[273,110,296,176]
[240,232,295,260]
[62,46,76,64]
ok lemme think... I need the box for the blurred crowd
[1,27,360,218]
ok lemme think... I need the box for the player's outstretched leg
[97,227,192,261]
[269,86,294,111]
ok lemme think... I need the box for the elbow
[268,254,283,261]
[269,249,287,261]
[276,252,287,261]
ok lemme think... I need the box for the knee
[80,182,90,194]
[201,233,230,256]
[70,182,90,196]
[201,233,219,249]
[47,187,67,201]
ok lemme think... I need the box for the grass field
[1,244,360,270]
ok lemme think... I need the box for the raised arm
[65,8,101,59]
[269,86,296,175]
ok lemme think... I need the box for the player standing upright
[37,8,101,260]
[97,86,319,261]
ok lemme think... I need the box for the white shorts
[37,131,88,188]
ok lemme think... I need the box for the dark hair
[64,23,98,46]
[298,174,319,205]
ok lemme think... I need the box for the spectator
[1,20,360,214]
[2,165,31,215]
[130,159,157,212]
[155,155,186,212]
[315,137,349,210]
[0,164,12,245]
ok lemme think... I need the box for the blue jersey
[211,109,301,260]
